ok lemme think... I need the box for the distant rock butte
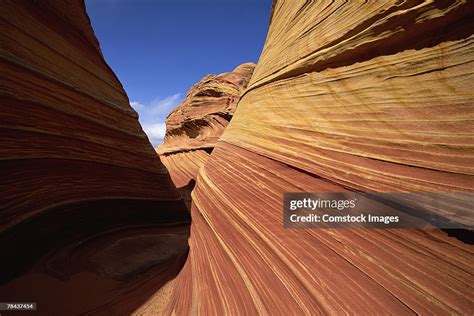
[156,63,255,190]
[162,0,474,315]
[0,1,189,315]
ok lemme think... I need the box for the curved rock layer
[165,0,474,314]
[0,1,189,314]
[158,63,255,154]
[157,63,255,198]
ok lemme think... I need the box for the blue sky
[85,0,272,146]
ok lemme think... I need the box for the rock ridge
[156,62,255,192]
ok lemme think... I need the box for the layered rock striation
[163,0,474,314]
[157,63,255,192]
[1,0,473,315]
[0,1,189,314]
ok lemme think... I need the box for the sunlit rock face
[163,0,474,314]
[0,1,189,314]
[156,63,255,196]
[1,0,473,315]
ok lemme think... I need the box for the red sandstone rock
[0,1,189,314]
[157,63,255,193]
[1,0,473,315]
[164,0,474,314]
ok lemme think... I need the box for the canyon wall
[162,0,474,314]
[156,63,255,208]
[1,0,473,315]
[0,1,189,314]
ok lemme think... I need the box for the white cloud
[130,101,144,111]
[142,122,167,145]
[149,93,181,116]
[130,93,182,147]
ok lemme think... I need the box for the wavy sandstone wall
[157,63,255,192]
[0,1,189,315]
[161,1,474,314]
[1,0,473,315]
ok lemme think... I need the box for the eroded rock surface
[157,63,255,201]
[0,1,189,314]
[1,0,473,315]
[162,0,474,314]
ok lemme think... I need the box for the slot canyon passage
[0,0,473,315]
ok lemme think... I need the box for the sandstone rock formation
[0,1,189,314]
[156,63,255,204]
[1,0,474,315]
[161,0,474,314]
